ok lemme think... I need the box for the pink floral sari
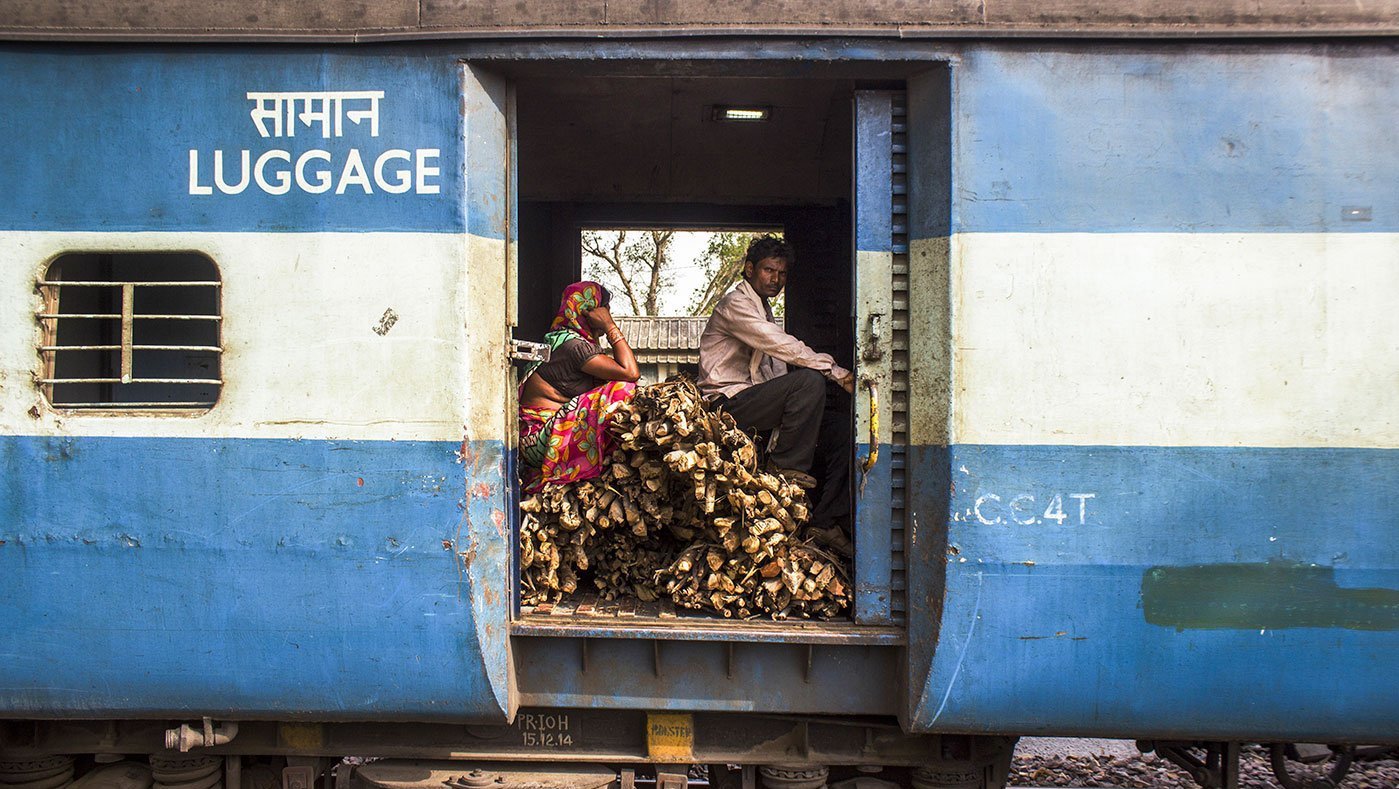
[519,380,636,492]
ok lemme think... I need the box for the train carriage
[1,4,1397,789]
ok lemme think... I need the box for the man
[698,236,852,541]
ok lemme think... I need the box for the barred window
[39,253,222,410]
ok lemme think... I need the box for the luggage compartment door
[852,90,905,625]
[858,70,958,726]
[895,67,961,731]
[457,62,519,720]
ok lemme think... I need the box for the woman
[519,281,640,492]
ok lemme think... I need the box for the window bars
[38,272,223,410]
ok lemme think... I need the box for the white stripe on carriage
[0,231,504,443]
[940,232,1399,448]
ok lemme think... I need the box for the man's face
[744,256,788,300]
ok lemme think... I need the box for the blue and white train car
[0,4,1396,789]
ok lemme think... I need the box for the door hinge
[510,339,550,363]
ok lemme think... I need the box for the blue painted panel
[908,444,1399,739]
[953,47,1399,233]
[854,91,894,254]
[462,64,513,247]
[0,436,511,720]
[855,441,893,623]
[906,69,953,243]
[904,444,951,731]
[0,48,465,234]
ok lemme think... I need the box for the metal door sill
[514,596,904,645]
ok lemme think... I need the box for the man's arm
[717,296,852,386]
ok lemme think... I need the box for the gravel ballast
[1009,742,1398,788]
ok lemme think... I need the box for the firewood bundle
[519,379,851,620]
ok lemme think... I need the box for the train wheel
[0,756,75,789]
[911,765,982,789]
[757,764,828,789]
[1268,743,1354,789]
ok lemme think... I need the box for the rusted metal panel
[900,67,954,732]
[0,0,418,35]
[2,0,1397,40]
[601,0,981,27]
[984,0,1396,31]
[514,638,901,715]
[605,0,1399,32]
[422,0,608,28]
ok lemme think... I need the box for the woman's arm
[580,307,640,382]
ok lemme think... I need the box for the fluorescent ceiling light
[714,106,771,122]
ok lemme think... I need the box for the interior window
[578,227,783,384]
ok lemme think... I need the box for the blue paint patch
[908,444,1399,739]
[462,64,514,247]
[0,48,465,234]
[0,435,511,720]
[953,47,1399,233]
[854,91,894,255]
[854,440,894,623]
[1142,562,1399,630]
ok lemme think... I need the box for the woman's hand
[584,306,615,335]
[579,306,640,382]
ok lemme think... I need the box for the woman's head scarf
[521,281,609,383]
[548,281,608,343]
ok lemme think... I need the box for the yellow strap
[859,378,879,494]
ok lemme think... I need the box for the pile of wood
[520,379,850,620]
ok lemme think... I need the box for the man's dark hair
[744,235,794,267]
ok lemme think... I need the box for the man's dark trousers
[715,368,851,528]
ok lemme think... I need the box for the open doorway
[511,73,878,626]
[514,75,856,365]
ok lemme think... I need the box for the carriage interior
[512,69,883,626]
[515,72,867,363]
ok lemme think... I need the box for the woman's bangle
[606,328,626,345]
